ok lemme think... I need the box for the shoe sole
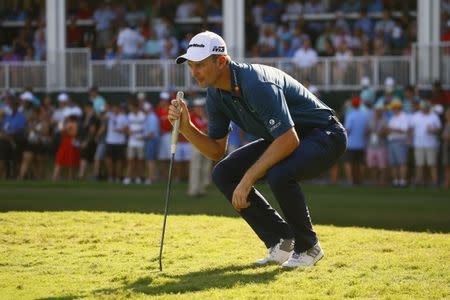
[281,250,324,268]
[255,250,293,266]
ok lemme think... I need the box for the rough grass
[0,212,449,299]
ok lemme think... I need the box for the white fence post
[163,60,170,89]
[130,61,136,93]
[372,57,379,89]
[324,58,330,91]
[5,64,9,90]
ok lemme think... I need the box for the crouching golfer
[168,31,347,268]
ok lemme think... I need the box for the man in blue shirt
[169,31,347,268]
[0,96,26,178]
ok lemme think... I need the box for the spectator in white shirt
[105,103,128,182]
[333,41,353,85]
[117,23,145,59]
[176,0,196,19]
[293,39,318,69]
[409,100,442,186]
[123,99,146,185]
[59,93,82,121]
[386,99,409,187]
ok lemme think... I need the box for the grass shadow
[95,263,281,296]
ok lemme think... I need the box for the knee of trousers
[211,159,232,188]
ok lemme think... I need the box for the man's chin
[196,81,208,88]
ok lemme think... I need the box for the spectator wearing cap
[51,93,69,152]
[386,99,409,187]
[155,91,172,179]
[142,101,160,185]
[359,77,376,107]
[0,96,26,178]
[366,102,389,185]
[344,96,369,185]
[104,102,128,182]
[136,92,147,110]
[89,86,106,115]
[409,100,442,186]
[19,91,35,118]
[123,99,146,185]
[187,95,211,197]
[376,77,402,114]
[60,93,82,120]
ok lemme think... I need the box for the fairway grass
[0,212,449,299]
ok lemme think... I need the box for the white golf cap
[137,92,146,100]
[159,91,170,100]
[384,77,395,91]
[192,97,206,106]
[58,93,69,102]
[20,91,33,101]
[176,31,227,64]
[360,76,370,87]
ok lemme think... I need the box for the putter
[159,91,183,271]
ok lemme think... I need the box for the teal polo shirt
[206,61,334,141]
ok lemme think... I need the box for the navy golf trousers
[212,117,347,252]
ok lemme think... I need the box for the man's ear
[217,55,227,68]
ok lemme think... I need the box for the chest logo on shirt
[268,118,281,132]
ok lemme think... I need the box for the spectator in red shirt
[442,20,450,42]
[430,80,450,107]
[77,0,93,19]
[67,16,83,47]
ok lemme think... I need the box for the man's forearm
[242,128,299,185]
[181,122,226,161]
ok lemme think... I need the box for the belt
[294,114,340,138]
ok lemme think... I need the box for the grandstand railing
[1,43,448,93]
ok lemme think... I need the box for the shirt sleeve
[246,82,294,139]
[206,92,230,139]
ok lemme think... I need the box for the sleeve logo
[268,119,281,132]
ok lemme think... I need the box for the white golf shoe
[256,238,294,266]
[282,242,324,268]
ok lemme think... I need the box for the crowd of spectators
[2,0,448,64]
[1,78,450,189]
[334,78,450,188]
[0,87,216,196]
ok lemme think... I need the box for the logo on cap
[188,43,205,49]
[212,46,225,53]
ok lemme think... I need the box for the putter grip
[171,91,183,154]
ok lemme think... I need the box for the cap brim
[176,55,188,64]
[175,52,212,64]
